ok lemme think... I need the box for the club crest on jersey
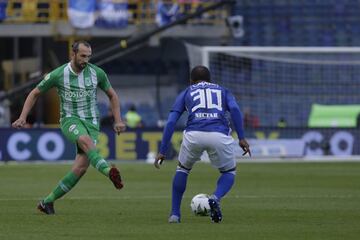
[69,124,77,132]
[84,77,91,86]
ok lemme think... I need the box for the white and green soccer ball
[190,193,211,216]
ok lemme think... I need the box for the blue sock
[171,169,189,217]
[213,172,235,201]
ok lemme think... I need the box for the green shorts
[60,117,99,154]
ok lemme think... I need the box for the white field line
[0,194,358,202]
[1,155,360,166]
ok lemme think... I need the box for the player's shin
[86,148,111,176]
[171,167,189,217]
[43,171,81,203]
[213,171,236,201]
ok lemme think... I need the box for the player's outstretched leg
[39,171,81,214]
[86,149,123,189]
[168,166,190,223]
[209,170,236,223]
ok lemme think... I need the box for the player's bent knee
[219,167,237,175]
[78,135,92,144]
[73,166,88,177]
[77,135,95,151]
[176,163,191,174]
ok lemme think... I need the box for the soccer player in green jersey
[12,40,126,215]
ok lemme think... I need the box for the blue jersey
[159,81,245,155]
[172,82,231,135]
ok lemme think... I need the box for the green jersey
[37,62,111,127]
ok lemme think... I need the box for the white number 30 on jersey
[190,89,222,112]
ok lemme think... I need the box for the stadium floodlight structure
[185,44,360,127]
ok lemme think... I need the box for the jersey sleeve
[226,89,245,139]
[170,89,187,113]
[159,90,187,155]
[97,68,112,91]
[36,71,58,93]
[159,111,182,155]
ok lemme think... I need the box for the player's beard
[76,61,87,70]
[74,57,87,71]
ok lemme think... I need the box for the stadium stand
[1,0,360,127]
[232,0,360,46]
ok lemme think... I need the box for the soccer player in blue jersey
[154,65,251,223]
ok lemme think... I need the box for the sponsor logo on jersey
[64,89,95,99]
[195,112,219,118]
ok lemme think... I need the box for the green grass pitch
[0,161,359,240]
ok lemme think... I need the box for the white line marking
[0,194,358,202]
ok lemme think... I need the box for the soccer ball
[190,193,211,216]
